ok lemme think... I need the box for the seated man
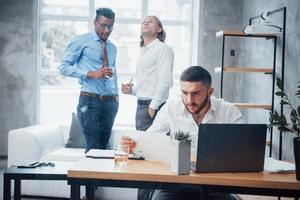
[123,66,244,200]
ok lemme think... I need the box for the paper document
[131,131,171,164]
[85,149,114,158]
[264,158,295,173]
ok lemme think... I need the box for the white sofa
[8,124,137,199]
[7,123,171,199]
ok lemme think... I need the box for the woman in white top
[122,15,174,131]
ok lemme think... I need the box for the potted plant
[170,131,192,175]
[269,77,300,180]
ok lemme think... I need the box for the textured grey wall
[0,0,38,156]
[198,0,243,97]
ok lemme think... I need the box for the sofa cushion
[65,113,86,148]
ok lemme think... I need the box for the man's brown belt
[80,92,118,102]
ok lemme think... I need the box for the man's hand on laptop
[121,136,137,154]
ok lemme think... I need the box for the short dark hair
[180,66,212,86]
[95,8,115,21]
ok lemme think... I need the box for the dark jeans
[136,100,165,200]
[77,95,118,153]
[135,100,165,131]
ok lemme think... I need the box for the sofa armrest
[8,124,65,167]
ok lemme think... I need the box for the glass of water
[114,145,129,168]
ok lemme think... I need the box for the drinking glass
[114,145,129,167]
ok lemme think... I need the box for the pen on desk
[30,161,40,166]
[130,150,144,160]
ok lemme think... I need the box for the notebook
[85,149,114,158]
[191,124,267,173]
[85,149,145,160]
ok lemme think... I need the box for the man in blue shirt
[59,8,118,152]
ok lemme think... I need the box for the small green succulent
[174,131,192,143]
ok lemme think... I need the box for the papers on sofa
[264,158,295,173]
[85,149,114,158]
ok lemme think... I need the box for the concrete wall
[198,0,243,97]
[0,0,38,156]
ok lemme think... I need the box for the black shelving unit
[216,7,286,159]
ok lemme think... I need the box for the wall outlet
[230,49,235,56]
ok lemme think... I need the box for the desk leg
[70,184,80,200]
[86,186,95,200]
[14,178,21,200]
[3,174,11,200]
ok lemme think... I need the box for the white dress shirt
[147,96,244,153]
[133,39,174,110]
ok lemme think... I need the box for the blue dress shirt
[59,31,118,96]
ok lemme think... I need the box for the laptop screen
[191,124,267,173]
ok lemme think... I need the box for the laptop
[191,124,267,173]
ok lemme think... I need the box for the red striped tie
[101,42,108,67]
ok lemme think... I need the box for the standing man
[59,8,118,152]
[122,66,243,200]
[121,15,174,131]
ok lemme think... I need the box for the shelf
[216,30,245,37]
[233,103,272,110]
[214,67,273,74]
[217,8,286,159]
[224,67,273,73]
[216,30,279,38]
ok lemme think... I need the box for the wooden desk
[67,158,300,200]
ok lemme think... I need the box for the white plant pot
[171,140,191,175]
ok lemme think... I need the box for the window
[39,0,196,126]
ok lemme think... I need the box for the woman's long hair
[140,16,166,47]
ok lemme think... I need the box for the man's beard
[187,95,210,115]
